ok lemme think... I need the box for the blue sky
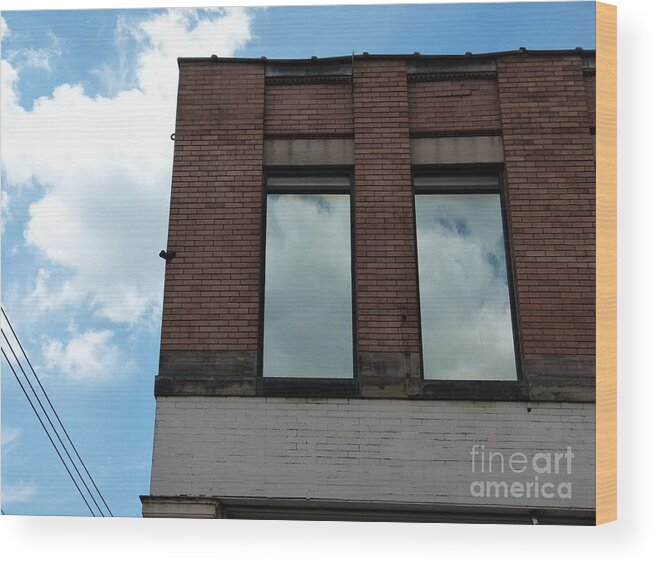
[0,3,595,517]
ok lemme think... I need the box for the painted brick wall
[497,56,596,357]
[160,62,265,351]
[353,60,420,354]
[408,78,501,133]
[264,82,353,136]
[150,396,595,509]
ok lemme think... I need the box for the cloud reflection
[263,194,353,378]
[415,194,517,380]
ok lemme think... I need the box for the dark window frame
[258,166,359,396]
[411,165,525,398]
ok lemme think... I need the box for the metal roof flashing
[177,48,596,67]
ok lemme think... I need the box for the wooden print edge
[595,1,617,526]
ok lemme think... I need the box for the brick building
[141,49,597,524]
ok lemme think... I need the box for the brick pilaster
[160,62,265,361]
[353,59,420,389]
[497,55,596,364]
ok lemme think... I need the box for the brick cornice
[408,71,497,82]
[266,75,352,85]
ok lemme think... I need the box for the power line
[1,329,104,516]
[1,308,113,517]
[1,348,96,516]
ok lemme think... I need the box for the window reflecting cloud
[263,194,353,378]
[415,194,517,380]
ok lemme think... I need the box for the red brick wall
[161,53,596,377]
[353,60,420,354]
[408,78,501,133]
[584,74,596,129]
[264,82,353,136]
[160,62,265,351]
[497,55,596,356]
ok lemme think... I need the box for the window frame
[258,167,358,396]
[411,165,525,397]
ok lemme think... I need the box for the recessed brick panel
[497,55,596,357]
[408,78,501,133]
[264,82,353,136]
[353,60,420,354]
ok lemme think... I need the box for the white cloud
[0,15,9,42]
[89,16,136,98]
[415,194,517,380]
[1,8,253,324]
[14,47,53,71]
[1,481,37,504]
[1,189,10,233]
[1,426,22,454]
[7,43,61,73]
[263,195,353,377]
[42,328,121,381]
[132,8,253,99]
[3,21,62,73]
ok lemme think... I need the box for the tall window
[262,174,354,378]
[414,173,518,380]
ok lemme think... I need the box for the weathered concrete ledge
[411,135,504,164]
[159,350,257,378]
[154,350,595,402]
[141,495,595,524]
[525,354,596,402]
[263,138,354,166]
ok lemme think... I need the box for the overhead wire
[1,307,113,516]
[1,329,105,516]
[1,347,97,516]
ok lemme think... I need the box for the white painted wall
[149,397,595,509]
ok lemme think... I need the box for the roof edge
[177,48,596,65]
